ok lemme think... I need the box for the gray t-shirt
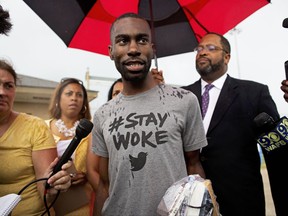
[92,84,207,216]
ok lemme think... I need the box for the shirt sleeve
[30,116,56,151]
[92,110,109,157]
[182,92,208,152]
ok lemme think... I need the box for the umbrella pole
[153,53,158,69]
[149,0,158,69]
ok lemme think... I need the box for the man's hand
[281,80,288,102]
[151,68,164,84]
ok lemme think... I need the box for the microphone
[254,112,288,153]
[46,118,93,188]
[285,60,288,80]
[283,18,288,79]
[283,18,288,28]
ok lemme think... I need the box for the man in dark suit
[182,33,285,216]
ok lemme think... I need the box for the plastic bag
[157,175,220,216]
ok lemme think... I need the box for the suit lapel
[182,79,202,112]
[192,80,202,105]
[207,76,239,134]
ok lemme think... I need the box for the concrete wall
[14,102,50,119]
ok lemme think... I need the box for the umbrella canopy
[23,0,270,58]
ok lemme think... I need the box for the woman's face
[0,69,16,116]
[60,83,84,118]
[112,81,123,99]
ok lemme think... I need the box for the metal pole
[85,67,90,89]
[149,0,158,69]
[229,28,241,78]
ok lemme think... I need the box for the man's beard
[196,58,224,77]
[119,61,151,82]
[122,70,148,82]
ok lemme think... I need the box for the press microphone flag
[254,112,288,153]
[46,118,93,188]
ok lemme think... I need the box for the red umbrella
[23,0,270,59]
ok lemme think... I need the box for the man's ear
[224,53,231,65]
[108,45,114,60]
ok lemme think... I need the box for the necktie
[202,84,214,118]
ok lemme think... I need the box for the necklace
[55,119,79,137]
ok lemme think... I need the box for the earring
[82,106,87,113]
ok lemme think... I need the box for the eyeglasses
[193,45,228,54]
[60,78,83,85]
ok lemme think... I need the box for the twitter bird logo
[129,152,148,171]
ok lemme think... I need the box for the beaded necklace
[55,119,79,137]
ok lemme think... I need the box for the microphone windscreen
[283,18,288,28]
[253,112,275,129]
[76,118,93,138]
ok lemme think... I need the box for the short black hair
[110,12,150,40]
[107,78,122,101]
[206,32,231,54]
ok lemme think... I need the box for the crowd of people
[1,4,288,216]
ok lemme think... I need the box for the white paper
[0,193,21,216]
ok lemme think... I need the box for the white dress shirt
[201,74,228,134]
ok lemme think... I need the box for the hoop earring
[82,106,87,113]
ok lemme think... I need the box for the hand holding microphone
[280,60,288,101]
[281,18,288,102]
[280,61,288,102]
[45,158,73,193]
[45,118,93,189]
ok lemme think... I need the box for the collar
[201,73,227,91]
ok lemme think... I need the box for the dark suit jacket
[182,75,283,216]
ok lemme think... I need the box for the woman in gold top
[46,77,94,215]
[0,59,71,215]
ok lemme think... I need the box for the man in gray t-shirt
[87,13,207,216]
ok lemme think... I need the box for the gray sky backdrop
[0,0,288,117]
